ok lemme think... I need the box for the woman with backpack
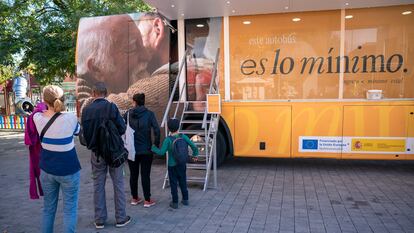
[124,93,160,207]
[33,85,81,233]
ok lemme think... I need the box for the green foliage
[0,0,152,85]
[0,65,16,85]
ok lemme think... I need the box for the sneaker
[169,202,178,209]
[144,199,156,208]
[130,197,143,206]
[115,216,131,228]
[182,200,189,206]
[94,222,104,229]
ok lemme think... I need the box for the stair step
[173,101,206,104]
[179,129,216,134]
[181,120,209,124]
[187,177,206,183]
[193,142,212,146]
[179,129,209,134]
[193,153,207,158]
[194,147,209,153]
[187,163,207,170]
[193,158,207,162]
[183,111,205,114]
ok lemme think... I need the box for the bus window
[185,18,222,110]
[229,10,341,100]
[343,5,414,99]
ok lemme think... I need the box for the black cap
[167,118,180,132]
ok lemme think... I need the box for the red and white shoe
[130,197,143,206]
[143,199,156,208]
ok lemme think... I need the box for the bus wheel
[215,130,226,167]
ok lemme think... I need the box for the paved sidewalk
[1,132,414,233]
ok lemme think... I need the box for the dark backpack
[169,134,189,165]
[96,119,128,168]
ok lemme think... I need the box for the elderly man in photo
[76,12,170,114]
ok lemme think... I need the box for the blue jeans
[40,171,80,233]
[168,164,188,203]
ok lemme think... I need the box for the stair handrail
[208,48,220,95]
[161,49,189,128]
[173,78,187,119]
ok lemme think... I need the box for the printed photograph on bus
[75,12,170,119]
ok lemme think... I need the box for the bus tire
[215,130,226,167]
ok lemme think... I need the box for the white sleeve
[68,113,80,135]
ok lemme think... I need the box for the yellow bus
[76,2,414,165]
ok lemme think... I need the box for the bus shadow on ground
[223,157,414,173]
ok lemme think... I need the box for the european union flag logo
[302,139,318,150]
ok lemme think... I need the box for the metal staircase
[161,49,220,191]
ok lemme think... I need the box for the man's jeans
[167,164,188,203]
[91,152,127,224]
[40,171,80,233]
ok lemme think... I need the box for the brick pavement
[1,132,414,233]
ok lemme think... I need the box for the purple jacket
[24,102,47,199]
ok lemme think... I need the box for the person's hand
[151,144,157,152]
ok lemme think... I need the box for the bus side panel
[234,106,291,157]
[405,107,414,160]
[292,103,343,159]
[342,105,410,160]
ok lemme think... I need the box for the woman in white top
[33,85,81,233]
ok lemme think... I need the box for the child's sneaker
[182,200,189,206]
[169,202,178,209]
[130,197,143,206]
[144,199,156,208]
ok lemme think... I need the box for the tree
[0,65,16,85]
[0,0,152,85]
